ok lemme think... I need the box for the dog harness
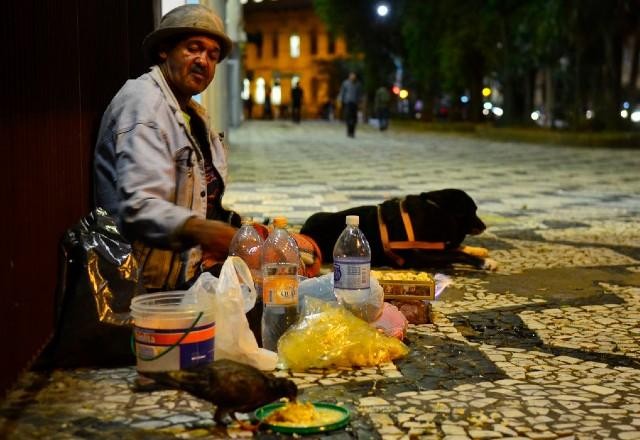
[377,198,445,266]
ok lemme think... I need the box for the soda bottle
[229,217,264,296]
[229,217,265,343]
[333,215,372,321]
[261,217,300,351]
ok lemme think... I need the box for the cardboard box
[373,270,435,301]
[372,270,435,324]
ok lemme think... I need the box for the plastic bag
[371,302,409,339]
[299,273,385,323]
[36,208,143,369]
[278,297,409,371]
[207,256,277,371]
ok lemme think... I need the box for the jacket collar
[148,65,210,126]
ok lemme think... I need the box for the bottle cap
[346,215,359,226]
[241,216,254,225]
[273,216,288,228]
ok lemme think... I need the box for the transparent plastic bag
[193,257,278,371]
[278,297,409,371]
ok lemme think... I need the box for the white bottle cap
[346,215,359,226]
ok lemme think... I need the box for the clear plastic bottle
[261,217,300,351]
[333,215,372,321]
[228,217,264,298]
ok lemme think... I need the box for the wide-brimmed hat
[142,4,233,62]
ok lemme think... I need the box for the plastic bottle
[261,217,300,351]
[333,215,372,321]
[229,217,264,296]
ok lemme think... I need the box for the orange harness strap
[378,199,446,267]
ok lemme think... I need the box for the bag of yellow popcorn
[277,297,409,371]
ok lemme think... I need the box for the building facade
[241,0,349,120]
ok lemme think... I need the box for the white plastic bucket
[130,291,215,372]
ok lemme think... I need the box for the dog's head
[420,189,486,235]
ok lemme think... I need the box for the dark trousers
[344,102,358,137]
[291,105,301,123]
[377,108,389,131]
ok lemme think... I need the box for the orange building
[241,0,349,120]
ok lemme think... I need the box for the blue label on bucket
[180,339,214,369]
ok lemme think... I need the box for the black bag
[36,208,145,369]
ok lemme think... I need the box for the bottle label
[334,260,370,290]
[263,275,298,305]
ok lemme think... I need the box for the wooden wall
[0,0,158,396]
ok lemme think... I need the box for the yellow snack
[278,298,409,370]
[264,401,343,427]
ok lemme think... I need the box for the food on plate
[264,401,343,427]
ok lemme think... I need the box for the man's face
[159,35,221,100]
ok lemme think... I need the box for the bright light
[621,110,629,118]
[492,107,503,117]
[483,102,493,110]
[376,3,389,16]
[271,84,281,106]
[392,85,400,95]
[531,111,540,121]
[241,78,250,100]
[482,109,490,116]
[399,89,409,99]
[460,95,469,104]
[289,34,300,58]
[623,101,630,109]
[482,87,492,97]
[255,77,265,104]
[586,110,594,119]
[631,111,640,123]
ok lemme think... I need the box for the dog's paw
[481,257,498,271]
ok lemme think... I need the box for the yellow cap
[273,217,288,228]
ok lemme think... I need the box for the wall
[0,0,157,396]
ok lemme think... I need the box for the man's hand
[178,217,238,267]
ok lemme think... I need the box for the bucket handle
[131,311,204,362]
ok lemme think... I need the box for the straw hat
[143,4,233,62]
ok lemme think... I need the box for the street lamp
[376,3,389,17]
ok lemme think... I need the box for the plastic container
[130,291,215,372]
[261,217,300,351]
[333,215,372,321]
[229,217,264,298]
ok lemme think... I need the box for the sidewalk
[1,120,639,439]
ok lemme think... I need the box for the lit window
[255,78,265,104]
[272,83,282,106]
[241,79,251,101]
[290,34,301,58]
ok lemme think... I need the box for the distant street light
[376,3,389,17]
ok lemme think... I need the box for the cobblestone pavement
[2,120,640,439]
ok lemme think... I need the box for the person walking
[374,84,391,131]
[93,4,239,290]
[291,80,303,123]
[263,86,273,119]
[339,72,362,137]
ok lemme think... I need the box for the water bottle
[261,217,300,351]
[229,217,264,344]
[333,215,371,321]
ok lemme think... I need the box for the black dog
[301,188,492,269]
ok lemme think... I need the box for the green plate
[254,401,350,434]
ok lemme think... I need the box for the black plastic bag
[36,208,145,369]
